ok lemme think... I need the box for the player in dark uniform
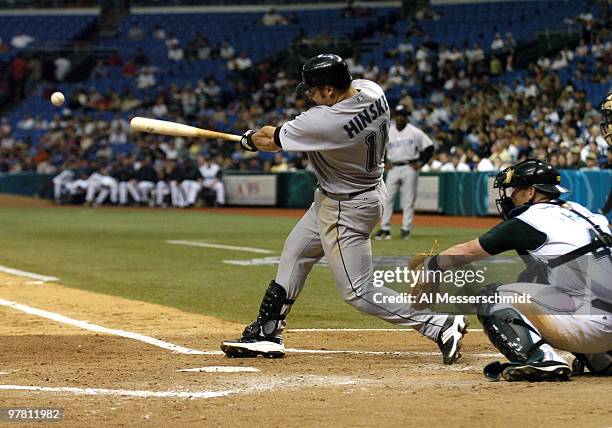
[116,157,141,206]
[136,156,158,206]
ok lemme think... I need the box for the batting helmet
[296,54,352,94]
[493,159,568,219]
[600,91,612,147]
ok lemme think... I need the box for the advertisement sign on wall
[415,175,441,212]
[224,175,277,206]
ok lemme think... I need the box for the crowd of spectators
[0,2,611,194]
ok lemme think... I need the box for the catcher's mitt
[408,240,439,271]
[408,240,441,310]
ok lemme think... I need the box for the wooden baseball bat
[130,117,242,142]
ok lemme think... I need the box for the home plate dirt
[0,274,610,427]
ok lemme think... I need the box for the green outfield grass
[0,205,490,328]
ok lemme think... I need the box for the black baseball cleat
[221,337,285,358]
[436,315,468,364]
[400,229,410,240]
[501,361,571,382]
[374,229,391,240]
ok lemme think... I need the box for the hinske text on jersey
[343,95,389,139]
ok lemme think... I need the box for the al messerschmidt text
[373,292,531,305]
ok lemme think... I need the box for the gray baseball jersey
[221,69,458,361]
[267,79,448,344]
[386,123,434,163]
[277,79,390,194]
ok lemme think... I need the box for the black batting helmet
[600,91,612,147]
[296,54,352,94]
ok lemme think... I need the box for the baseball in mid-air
[50,91,65,107]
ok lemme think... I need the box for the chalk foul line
[178,366,259,373]
[0,385,230,399]
[0,265,58,282]
[0,298,204,355]
[165,240,274,254]
[0,375,358,400]
[0,297,498,358]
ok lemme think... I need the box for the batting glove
[240,129,258,152]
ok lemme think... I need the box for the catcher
[417,158,612,381]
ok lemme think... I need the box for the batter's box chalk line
[0,297,204,355]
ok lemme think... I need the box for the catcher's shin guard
[477,283,544,363]
[475,283,572,381]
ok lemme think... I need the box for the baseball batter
[419,158,611,381]
[221,54,467,364]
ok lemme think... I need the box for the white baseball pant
[119,181,141,205]
[94,176,118,205]
[52,170,74,202]
[138,181,155,203]
[181,180,201,206]
[85,173,104,204]
[496,282,612,354]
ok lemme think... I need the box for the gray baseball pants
[274,184,446,341]
[380,165,418,231]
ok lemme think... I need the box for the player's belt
[392,160,419,167]
[317,185,378,201]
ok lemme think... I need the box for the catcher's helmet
[296,54,352,94]
[600,91,612,147]
[493,159,568,219]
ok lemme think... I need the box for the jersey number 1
[364,121,388,172]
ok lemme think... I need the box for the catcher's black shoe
[436,315,468,365]
[501,361,571,382]
[400,229,410,240]
[374,229,391,240]
[221,336,285,358]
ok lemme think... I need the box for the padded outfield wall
[1,170,611,218]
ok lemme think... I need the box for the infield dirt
[1,273,610,427]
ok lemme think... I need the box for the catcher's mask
[600,91,612,147]
[493,159,568,219]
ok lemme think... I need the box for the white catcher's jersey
[277,79,390,194]
[386,123,434,163]
[517,202,612,302]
